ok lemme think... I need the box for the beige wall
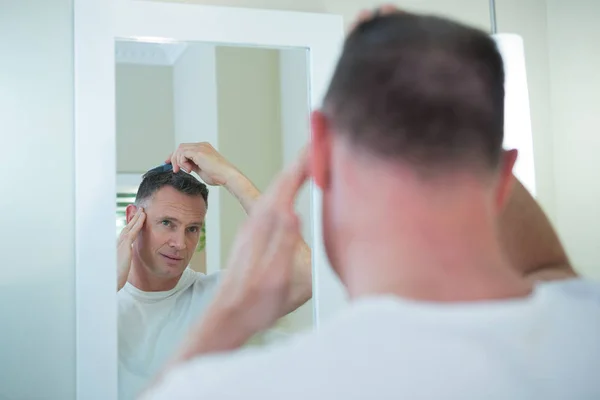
[216,46,283,263]
[115,48,286,275]
[214,46,315,334]
[116,64,175,173]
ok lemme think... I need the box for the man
[117,142,312,399]
[141,7,600,399]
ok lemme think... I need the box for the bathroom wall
[0,0,76,398]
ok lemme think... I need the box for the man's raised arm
[499,177,577,281]
[168,142,312,314]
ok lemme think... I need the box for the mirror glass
[115,38,312,399]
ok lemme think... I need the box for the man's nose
[168,230,186,250]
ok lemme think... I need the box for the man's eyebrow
[158,216,203,226]
[158,216,181,223]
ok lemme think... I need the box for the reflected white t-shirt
[142,279,600,400]
[118,268,290,400]
[118,269,222,400]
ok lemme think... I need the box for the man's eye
[188,226,199,233]
[161,220,171,226]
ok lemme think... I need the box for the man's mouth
[160,254,184,261]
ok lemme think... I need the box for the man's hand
[166,142,238,186]
[216,149,308,331]
[117,207,145,291]
[167,141,261,214]
[348,4,402,32]
[174,149,309,359]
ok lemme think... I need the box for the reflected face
[133,186,207,280]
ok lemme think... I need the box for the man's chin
[158,263,186,275]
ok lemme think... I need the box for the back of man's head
[312,12,518,290]
[135,169,209,207]
[323,12,505,175]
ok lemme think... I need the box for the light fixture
[489,0,537,196]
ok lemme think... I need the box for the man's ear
[496,149,519,210]
[310,110,332,190]
[125,204,138,224]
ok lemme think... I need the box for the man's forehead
[144,187,207,218]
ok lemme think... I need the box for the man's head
[126,169,209,282]
[310,12,517,277]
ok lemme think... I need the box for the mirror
[115,38,312,399]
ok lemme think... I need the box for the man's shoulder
[186,269,222,290]
[142,327,323,399]
[539,277,600,304]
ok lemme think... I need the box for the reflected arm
[499,178,577,281]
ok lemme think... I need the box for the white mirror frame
[74,1,343,398]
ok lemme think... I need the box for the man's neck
[336,168,533,302]
[128,256,182,292]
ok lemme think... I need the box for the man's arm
[499,178,577,281]
[224,169,313,314]
[168,142,312,314]
[144,150,311,397]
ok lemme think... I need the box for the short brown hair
[135,169,208,207]
[323,13,505,174]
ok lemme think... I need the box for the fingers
[169,148,190,174]
[121,207,141,235]
[262,148,309,210]
[176,150,196,174]
[167,143,205,174]
[348,4,403,33]
[168,144,191,173]
[262,212,300,270]
[348,9,372,32]
[171,152,181,173]
[120,207,146,243]
[380,4,400,15]
[129,208,146,238]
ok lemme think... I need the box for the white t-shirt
[142,279,600,400]
[118,268,222,400]
[118,268,291,400]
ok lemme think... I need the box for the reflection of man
[117,142,311,399]
[142,7,600,400]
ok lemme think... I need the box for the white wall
[159,0,489,31]
[546,0,600,279]
[495,0,555,219]
[0,0,76,398]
